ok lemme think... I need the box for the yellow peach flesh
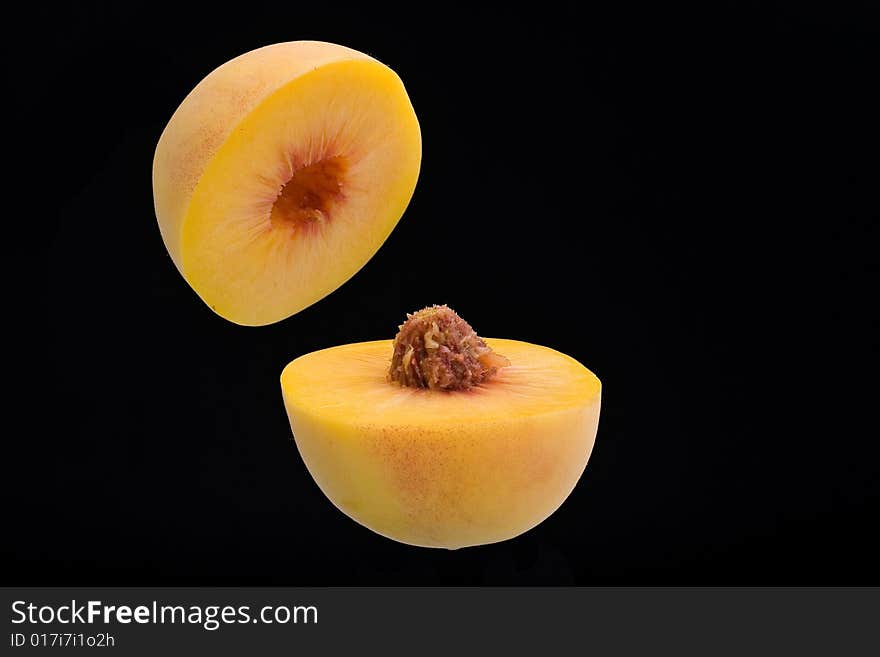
[153,41,421,325]
[281,338,601,549]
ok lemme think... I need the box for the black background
[4,3,878,584]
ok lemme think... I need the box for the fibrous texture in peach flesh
[152,41,422,326]
[281,308,602,549]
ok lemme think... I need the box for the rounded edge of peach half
[152,41,422,326]
[280,338,602,549]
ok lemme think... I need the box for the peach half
[153,41,421,325]
[281,307,601,549]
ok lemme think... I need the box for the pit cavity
[270,155,348,233]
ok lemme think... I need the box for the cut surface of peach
[153,41,421,325]
[281,338,601,549]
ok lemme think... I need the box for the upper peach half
[153,41,421,325]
